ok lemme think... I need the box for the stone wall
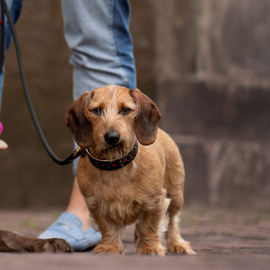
[135,0,270,209]
[0,0,269,209]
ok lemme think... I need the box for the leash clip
[73,146,82,157]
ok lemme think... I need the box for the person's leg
[0,0,24,110]
[39,0,136,251]
[0,0,24,150]
[65,176,90,231]
[66,0,136,173]
[66,0,136,225]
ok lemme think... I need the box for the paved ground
[0,207,270,269]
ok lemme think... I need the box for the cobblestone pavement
[0,207,270,269]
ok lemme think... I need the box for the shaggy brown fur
[65,85,195,256]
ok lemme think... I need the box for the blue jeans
[0,0,24,116]
[61,0,137,175]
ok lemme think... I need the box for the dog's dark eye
[120,107,131,115]
[93,108,102,115]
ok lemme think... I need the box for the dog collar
[86,139,138,171]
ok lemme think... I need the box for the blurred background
[0,0,270,210]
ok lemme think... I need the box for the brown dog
[65,85,195,256]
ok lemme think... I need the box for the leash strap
[0,0,80,165]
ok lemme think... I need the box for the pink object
[0,122,3,135]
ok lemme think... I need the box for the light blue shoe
[38,212,102,251]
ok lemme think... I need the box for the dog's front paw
[137,244,165,256]
[92,243,124,254]
[28,238,73,253]
[167,241,195,255]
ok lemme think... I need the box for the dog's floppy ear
[129,88,161,145]
[64,91,94,148]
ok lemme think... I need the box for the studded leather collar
[86,140,138,171]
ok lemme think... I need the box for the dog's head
[64,85,161,159]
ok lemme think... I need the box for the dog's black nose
[104,131,120,145]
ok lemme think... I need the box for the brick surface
[0,207,270,269]
[0,254,270,270]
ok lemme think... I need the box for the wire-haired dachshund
[65,85,195,256]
